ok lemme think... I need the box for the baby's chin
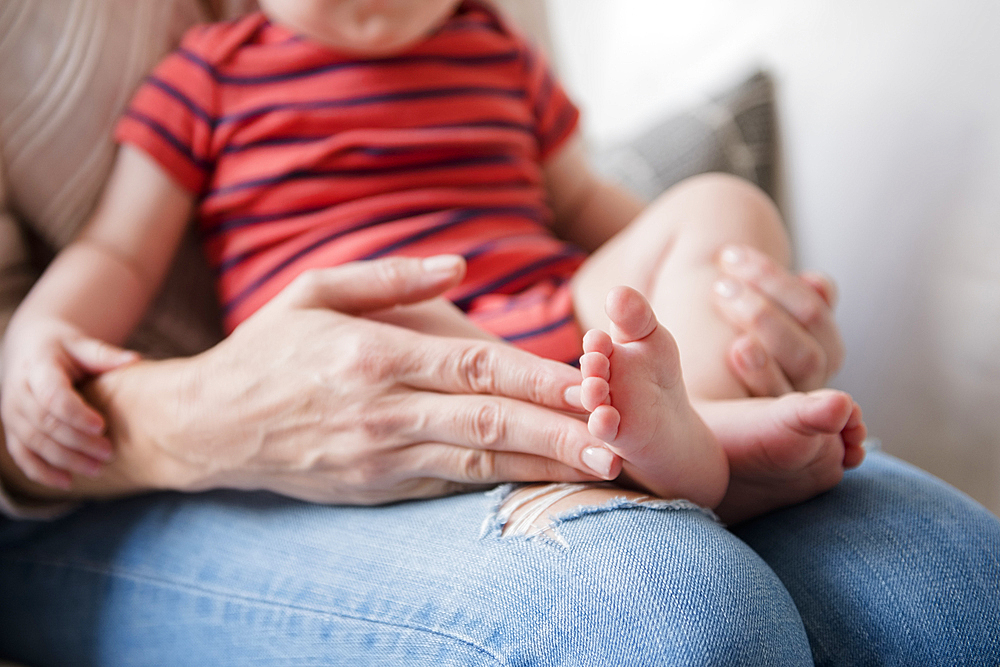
[322,25,431,56]
[292,5,455,56]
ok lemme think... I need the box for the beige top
[0,0,549,518]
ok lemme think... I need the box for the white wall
[548,0,1000,514]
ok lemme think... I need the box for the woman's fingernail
[582,446,615,477]
[713,278,741,299]
[738,342,766,370]
[421,255,463,274]
[563,385,583,410]
[83,416,107,435]
[720,245,745,265]
[82,461,104,477]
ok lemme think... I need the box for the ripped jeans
[1,451,999,666]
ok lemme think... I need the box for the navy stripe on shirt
[205,204,446,241]
[452,249,583,311]
[358,206,543,261]
[502,313,576,342]
[217,86,528,126]
[122,110,213,172]
[222,206,541,313]
[137,80,527,130]
[206,153,517,198]
[178,47,522,86]
[146,76,216,128]
[220,120,536,154]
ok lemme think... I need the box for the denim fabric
[733,452,1000,666]
[0,452,997,666]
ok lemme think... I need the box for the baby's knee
[654,172,790,264]
[489,484,812,665]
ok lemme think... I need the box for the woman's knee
[490,486,812,665]
[734,451,1000,665]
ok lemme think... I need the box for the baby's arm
[543,134,646,252]
[0,146,194,488]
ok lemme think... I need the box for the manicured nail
[738,341,766,369]
[82,461,104,477]
[720,245,745,265]
[563,385,583,410]
[582,446,615,477]
[713,278,740,299]
[421,254,463,274]
[93,446,114,462]
[82,419,104,436]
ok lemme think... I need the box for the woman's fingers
[713,277,829,390]
[400,334,586,412]
[271,255,466,314]
[403,391,620,479]
[798,270,838,308]
[406,445,608,485]
[726,334,794,397]
[715,245,844,390]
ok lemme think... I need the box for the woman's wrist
[79,355,221,495]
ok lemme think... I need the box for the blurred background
[541,0,1000,515]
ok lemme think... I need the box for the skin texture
[0,4,853,515]
[0,255,624,504]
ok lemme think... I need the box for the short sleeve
[114,29,217,195]
[523,46,580,161]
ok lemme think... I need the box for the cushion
[591,71,777,202]
[0,0,225,359]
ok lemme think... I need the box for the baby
[0,0,865,519]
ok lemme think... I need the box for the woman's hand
[712,245,845,396]
[84,256,621,505]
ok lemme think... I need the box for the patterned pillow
[592,71,777,202]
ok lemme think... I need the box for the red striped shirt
[116,1,586,362]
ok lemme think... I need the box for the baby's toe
[794,389,855,434]
[843,442,866,469]
[842,403,868,455]
[588,405,620,443]
[581,376,610,412]
[605,286,657,344]
[582,329,613,356]
[580,351,610,382]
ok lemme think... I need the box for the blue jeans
[1,452,998,666]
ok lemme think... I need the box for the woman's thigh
[734,450,1000,666]
[1,488,811,667]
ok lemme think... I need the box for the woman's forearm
[0,257,622,507]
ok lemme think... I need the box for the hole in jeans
[482,483,712,548]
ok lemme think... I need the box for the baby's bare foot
[699,390,868,524]
[580,287,728,507]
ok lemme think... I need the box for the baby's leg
[573,173,789,401]
[573,174,864,513]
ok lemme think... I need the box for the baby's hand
[0,322,139,489]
